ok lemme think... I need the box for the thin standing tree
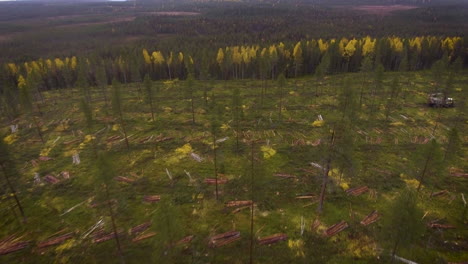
[96,154,125,263]
[143,74,155,122]
[111,79,129,150]
[0,137,26,223]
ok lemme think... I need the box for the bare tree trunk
[318,158,331,214]
[212,132,218,201]
[0,164,26,223]
[391,237,400,264]
[119,111,129,150]
[191,96,195,125]
[416,153,432,192]
[249,140,255,264]
[33,116,45,144]
[149,98,155,122]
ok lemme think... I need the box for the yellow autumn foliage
[311,120,324,127]
[288,239,305,257]
[175,143,193,156]
[3,134,18,144]
[260,145,276,159]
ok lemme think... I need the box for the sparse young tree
[0,138,26,223]
[18,75,44,143]
[111,79,129,150]
[231,87,243,152]
[209,99,221,201]
[385,76,401,121]
[96,154,124,263]
[185,74,196,124]
[152,197,184,262]
[277,73,286,122]
[381,189,424,263]
[143,74,155,122]
[412,139,445,192]
[444,127,461,164]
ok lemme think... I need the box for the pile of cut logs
[0,235,29,255]
[258,233,288,245]
[143,195,161,203]
[360,211,380,226]
[37,233,74,249]
[324,221,348,237]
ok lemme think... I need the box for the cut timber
[176,235,194,245]
[143,195,161,203]
[231,206,250,214]
[360,210,380,226]
[130,222,151,235]
[324,221,348,237]
[0,235,29,256]
[37,233,73,248]
[449,168,468,178]
[209,231,240,248]
[63,139,80,145]
[89,199,117,208]
[311,219,321,231]
[115,176,135,183]
[296,194,317,199]
[430,190,448,197]
[132,232,157,243]
[44,175,60,184]
[274,173,296,179]
[155,135,173,143]
[204,178,228,185]
[38,156,53,161]
[346,186,369,196]
[258,233,288,245]
[92,231,123,244]
[427,223,456,229]
[106,135,122,143]
[225,200,253,207]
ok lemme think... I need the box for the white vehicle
[428,93,454,108]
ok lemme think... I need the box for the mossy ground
[1,71,467,263]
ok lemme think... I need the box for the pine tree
[96,154,125,263]
[381,189,424,263]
